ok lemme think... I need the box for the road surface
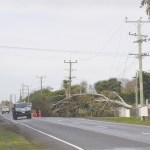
[1,113,150,150]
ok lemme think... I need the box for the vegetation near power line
[2,76,150,117]
[94,78,121,94]
[139,71,150,100]
[19,73,150,117]
[140,0,150,16]
[18,79,124,117]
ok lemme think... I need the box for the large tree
[94,78,121,94]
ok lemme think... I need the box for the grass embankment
[0,125,49,150]
[98,117,150,126]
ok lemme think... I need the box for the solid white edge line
[141,132,150,135]
[73,122,80,124]
[57,120,62,121]
[95,126,108,128]
[2,115,84,150]
[77,118,150,128]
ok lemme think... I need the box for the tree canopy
[94,78,121,94]
[20,77,138,117]
[141,71,150,99]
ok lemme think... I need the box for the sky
[0,0,150,103]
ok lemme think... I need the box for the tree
[1,100,10,106]
[46,86,53,92]
[71,84,86,94]
[119,78,135,92]
[140,0,150,16]
[121,91,135,105]
[88,84,94,93]
[62,80,69,98]
[80,80,87,89]
[94,78,121,94]
[142,71,150,99]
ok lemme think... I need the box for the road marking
[2,115,84,150]
[95,126,108,128]
[77,118,150,128]
[73,122,80,124]
[57,120,62,122]
[141,132,150,135]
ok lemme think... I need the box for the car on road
[12,102,32,120]
[1,106,9,114]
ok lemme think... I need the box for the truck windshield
[15,103,29,108]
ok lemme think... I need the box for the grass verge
[0,124,49,150]
[86,117,150,126]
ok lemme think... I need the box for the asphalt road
[1,113,150,150]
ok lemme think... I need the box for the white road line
[141,132,150,135]
[77,118,150,128]
[73,122,80,124]
[95,126,108,128]
[2,115,84,150]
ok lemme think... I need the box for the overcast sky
[0,0,150,103]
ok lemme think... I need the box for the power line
[123,41,135,78]
[0,46,130,56]
[117,34,129,74]
[109,22,125,77]
[110,36,137,77]
[0,21,125,61]
[117,58,138,78]
[82,20,125,60]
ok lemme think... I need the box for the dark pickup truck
[12,102,32,120]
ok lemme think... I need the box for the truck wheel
[13,115,17,120]
[27,114,32,119]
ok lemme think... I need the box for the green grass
[96,117,150,126]
[0,125,50,150]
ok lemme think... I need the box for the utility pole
[14,95,16,103]
[126,18,149,105]
[24,85,32,104]
[133,71,139,118]
[21,83,25,102]
[10,94,16,105]
[10,95,12,112]
[126,17,150,121]
[135,72,138,109]
[19,89,22,101]
[64,60,77,97]
[36,76,46,101]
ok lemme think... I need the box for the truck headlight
[15,108,20,111]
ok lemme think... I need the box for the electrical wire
[72,20,125,61]
[117,34,129,74]
[117,58,138,78]
[110,35,137,77]
[122,35,135,78]
[0,20,128,62]
[0,46,128,55]
[109,22,125,77]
